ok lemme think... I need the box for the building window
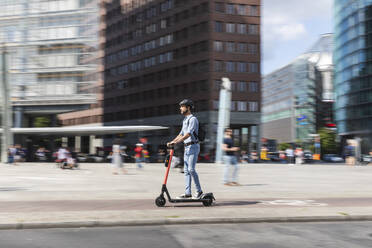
[237,62,247,72]
[214,60,223,72]
[249,63,258,73]
[213,100,219,110]
[214,41,223,52]
[249,82,259,92]
[226,61,235,72]
[215,2,224,13]
[226,4,235,14]
[249,101,258,111]
[232,81,239,91]
[226,23,235,33]
[248,24,259,34]
[248,43,258,54]
[214,80,221,90]
[160,19,167,29]
[161,0,173,12]
[146,23,157,34]
[231,101,236,111]
[237,24,247,34]
[250,5,258,16]
[226,42,235,52]
[215,21,223,32]
[237,5,246,15]
[237,101,247,111]
[237,43,247,53]
[237,81,247,91]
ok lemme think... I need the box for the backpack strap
[186,116,199,141]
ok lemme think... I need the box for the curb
[1,215,372,230]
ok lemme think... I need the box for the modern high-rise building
[0,0,100,151]
[262,34,333,144]
[101,0,261,155]
[0,0,99,128]
[334,0,372,153]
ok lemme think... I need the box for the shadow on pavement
[166,200,260,208]
[0,187,28,192]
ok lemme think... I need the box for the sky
[262,0,333,75]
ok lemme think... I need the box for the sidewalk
[0,162,371,229]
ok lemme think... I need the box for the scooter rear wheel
[155,196,166,207]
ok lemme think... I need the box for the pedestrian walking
[222,128,240,186]
[285,147,294,164]
[167,99,203,199]
[295,147,304,165]
[8,145,17,164]
[111,144,126,174]
[345,141,356,165]
[134,143,144,169]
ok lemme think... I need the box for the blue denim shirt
[179,114,199,143]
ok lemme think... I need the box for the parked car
[86,154,105,163]
[267,152,281,162]
[323,154,344,163]
[76,153,88,163]
[303,151,313,163]
[361,154,372,165]
[76,153,104,163]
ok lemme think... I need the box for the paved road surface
[0,222,371,248]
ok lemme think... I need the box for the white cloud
[262,0,333,72]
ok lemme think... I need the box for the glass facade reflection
[334,0,372,152]
[0,0,99,127]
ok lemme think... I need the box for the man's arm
[168,133,191,146]
[222,142,240,152]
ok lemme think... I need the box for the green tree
[33,116,51,128]
[318,128,338,155]
[278,143,291,151]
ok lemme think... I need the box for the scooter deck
[169,195,213,203]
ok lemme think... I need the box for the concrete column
[62,137,68,147]
[89,135,95,154]
[75,136,81,152]
[14,107,23,128]
[1,45,13,163]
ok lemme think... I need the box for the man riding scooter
[167,99,203,199]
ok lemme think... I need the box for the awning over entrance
[0,126,168,136]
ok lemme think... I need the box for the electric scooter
[155,145,215,207]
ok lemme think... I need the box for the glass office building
[262,34,333,144]
[334,0,372,153]
[0,0,99,128]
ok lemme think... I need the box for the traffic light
[325,123,336,128]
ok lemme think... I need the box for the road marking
[261,200,328,207]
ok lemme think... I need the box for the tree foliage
[278,143,291,151]
[318,128,338,155]
[33,116,51,128]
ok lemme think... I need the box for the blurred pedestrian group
[7,144,26,165]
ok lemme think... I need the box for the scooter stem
[163,148,174,185]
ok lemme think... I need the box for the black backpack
[187,116,206,142]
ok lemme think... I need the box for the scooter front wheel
[155,196,166,207]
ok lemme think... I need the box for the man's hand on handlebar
[167,142,176,148]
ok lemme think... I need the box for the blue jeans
[135,157,143,168]
[184,144,202,195]
[223,155,239,183]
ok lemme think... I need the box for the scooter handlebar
[166,144,175,149]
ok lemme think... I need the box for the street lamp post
[1,45,13,163]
